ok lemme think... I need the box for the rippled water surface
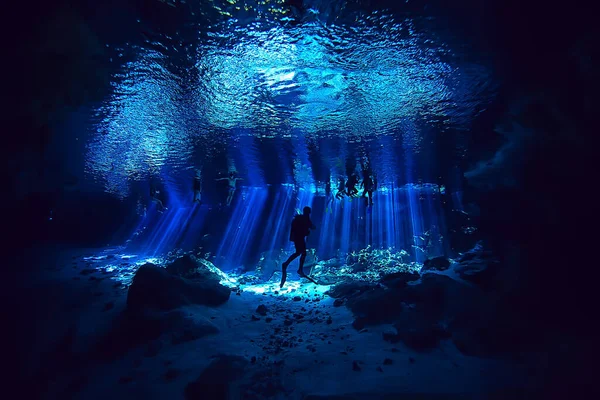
[85,0,497,197]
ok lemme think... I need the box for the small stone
[383,358,393,365]
[326,316,332,325]
[333,298,344,307]
[352,361,361,371]
[103,302,114,311]
[251,356,257,364]
[265,317,273,323]
[409,357,416,364]
[293,296,302,301]
[284,319,293,326]
[377,366,384,372]
[256,304,268,316]
[251,315,260,321]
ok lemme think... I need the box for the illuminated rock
[127,263,230,313]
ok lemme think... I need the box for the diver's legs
[298,251,307,275]
[280,263,288,288]
[283,251,300,267]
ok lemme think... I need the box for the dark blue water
[58,0,496,269]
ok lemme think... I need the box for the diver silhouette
[346,173,359,197]
[280,206,316,288]
[325,178,334,213]
[193,168,202,204]
[360,173,377,206]
[150,183,167,212]
[216,171,243,206]
[335,177,346,200]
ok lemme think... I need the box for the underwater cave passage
[13,0,594,398]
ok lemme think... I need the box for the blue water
[73,0,493,269]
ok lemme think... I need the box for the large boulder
[327,281,378,299]
[421,256,451,271]
[455,245,501,290]
[92,310,219,361]
[127,263,230,313]
[166,255,222,282]
[379,271,420,288]
[185,355,248,400]
[383,312,451,351]
[348,287,404,330]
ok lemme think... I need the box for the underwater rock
[421,256,450,271]
[256,304,268,316]
[333,298,345,307]
[127,263,230,313]
[347,287,404,329]
[455,245,501,290]
[379,271,420,288]
[171,316,219,345]
[166,254,222,282]
[93,309,218,361]
[327,281,378,299]
[390,318,450,351]
[185,355,248,400]
[382,326,398,341]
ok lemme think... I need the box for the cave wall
[463,41,596,337]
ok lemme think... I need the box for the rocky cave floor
[21,246,551,400]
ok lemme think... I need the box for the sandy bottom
[26,248,544,400]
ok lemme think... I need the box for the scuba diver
[360,173,377,206]
[280,206,316,288]
[193,168,202,204]
[150,183,167,213]
[216,171,243,207]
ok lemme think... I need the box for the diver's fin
[302,275,319,284]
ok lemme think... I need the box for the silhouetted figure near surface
[193,168,202,204]
[361,173,377,206]
[150,183,167,212]
[325,179,333,213]
[216,171,243,206]
[346,174,359,197]
[335,177,346,200]
[280,206,316,288]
